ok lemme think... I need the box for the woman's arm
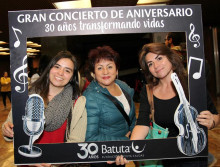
[66,96,87,143]
[2,109,14,141]
[213,113,220,127]
[131,86,151,140]
[1,77,10,85]
[130,125,149,140]
[197,111,219,130]
[197,92,220,130]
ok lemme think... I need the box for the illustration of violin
[171,73,206,156]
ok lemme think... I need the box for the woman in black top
[129,43,219,167]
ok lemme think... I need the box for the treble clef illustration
[12,26,22,48]
[13,55,28,93]
[171,73,206,156]
[188,23,200,48]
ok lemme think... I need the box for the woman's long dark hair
[139,43,188,96]
[30,51,80,101]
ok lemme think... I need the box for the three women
[2,43,219,167]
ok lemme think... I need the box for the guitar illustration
[171,73,206,156]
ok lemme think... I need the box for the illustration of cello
[171,73,206,156]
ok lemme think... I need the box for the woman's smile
[55,76,64,81]
[102,76,111,80]
[155,68,164,74]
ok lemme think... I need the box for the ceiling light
[27,41,34,44]
[27,41,42,47]
[27,43,42,47]
[137,0,170,5]
[27,48,40,53]
[0,52,10,55]
[0,47,9,51]
[0,41,7,45]
[27,52,38,55]
[53,0,92,9]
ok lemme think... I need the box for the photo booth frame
[9,4,208,165]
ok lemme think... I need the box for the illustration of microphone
[18,94,45,158]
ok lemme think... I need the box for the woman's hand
[107,155,129,166]
[2,121,14,138]
[115,155,129,165]
[197,110,216,129]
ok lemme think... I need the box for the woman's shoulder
[82,82,99,97]
[115,79,133,92]
[76,95,86,103]
[74,96,86,112]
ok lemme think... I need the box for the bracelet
[210,120,216,130]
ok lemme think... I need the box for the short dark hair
[88,46,120,73]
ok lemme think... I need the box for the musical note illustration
[188,56,203,80]
[13,55,28,93]
[12,26,22,48]
[188,23,200,48]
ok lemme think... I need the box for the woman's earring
[91,72,95,80]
